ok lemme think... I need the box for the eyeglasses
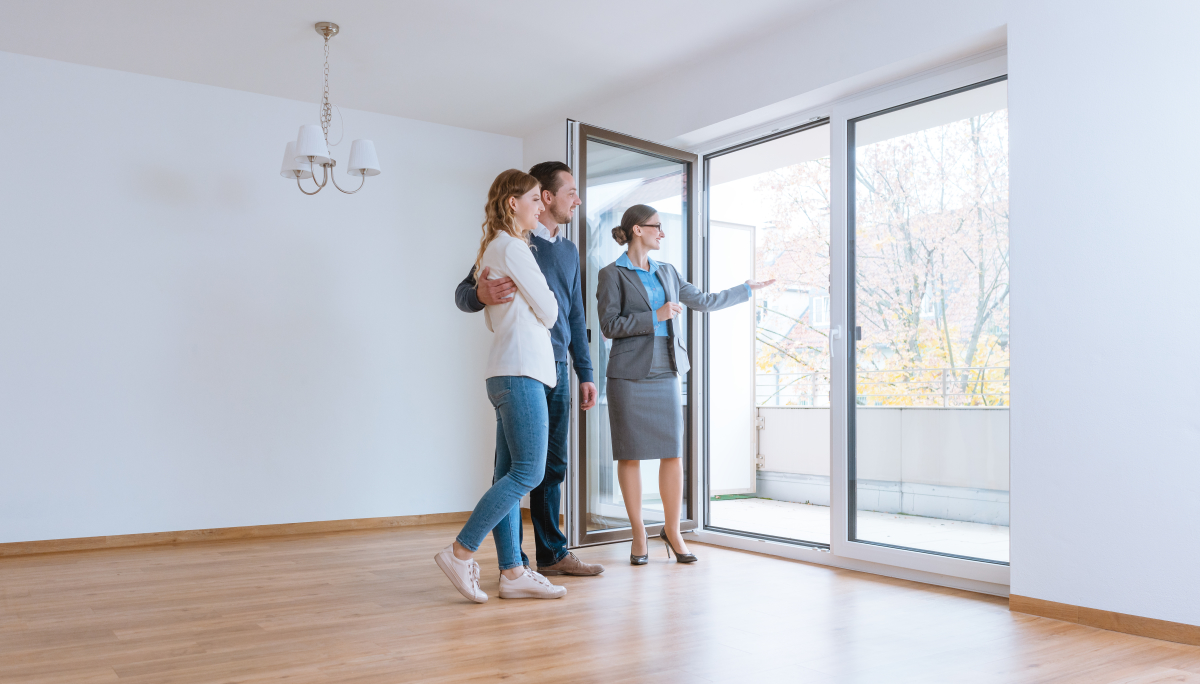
[637,223,664,232]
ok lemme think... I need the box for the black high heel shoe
[659,528,698,563]
[630,535,650,565]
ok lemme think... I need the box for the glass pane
[706,123,831,545]
[583,138,689,533]
[851,80,1009,562]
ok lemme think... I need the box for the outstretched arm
[675,264,772,312]
[677,280,750,313]
[676,259,777,312]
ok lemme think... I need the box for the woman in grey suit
[597,204,773,564]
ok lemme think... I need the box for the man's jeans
[456,375,549,571]
[509,361,571,568]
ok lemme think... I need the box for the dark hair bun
[611,204,657,246]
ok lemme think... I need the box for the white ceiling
[0,0,841,137]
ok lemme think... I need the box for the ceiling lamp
[280,22,380,195]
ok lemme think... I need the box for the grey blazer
[596,261,750,380]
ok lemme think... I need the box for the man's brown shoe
[537,552,604,576]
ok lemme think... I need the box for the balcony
[709,369,1010,563]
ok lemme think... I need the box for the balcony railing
[756,371,831,407]
[756,366,1010,407]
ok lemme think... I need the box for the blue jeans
[511,362,571,567]
[456,375,549,571]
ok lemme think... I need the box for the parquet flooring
[1,522,1198,683]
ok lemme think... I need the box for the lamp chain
[321,37,332,145]
[293,24,368,196]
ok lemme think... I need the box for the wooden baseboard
[1010,594,1200,647]
[0,512,473,558]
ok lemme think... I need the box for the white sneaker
[499,567,567,600]
[434,544,487,603]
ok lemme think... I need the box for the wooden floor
[2,523,1199,684]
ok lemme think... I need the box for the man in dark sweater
[454,162,603,577]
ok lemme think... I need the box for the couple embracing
[435,164,770,603]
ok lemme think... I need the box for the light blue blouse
[616,252,669,337]
[616,253,754,337]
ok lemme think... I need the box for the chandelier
[279,22,380,195]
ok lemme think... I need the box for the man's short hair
[528,161,573,196]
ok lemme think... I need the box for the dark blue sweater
[456,234,594,384]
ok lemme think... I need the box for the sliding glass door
[568,123,699,547]
[847,77,1010,564]
[704,121,832,547]
[561,61,1010,587]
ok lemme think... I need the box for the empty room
[1,1,1198,682]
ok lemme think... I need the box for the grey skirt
[607,337,683,461]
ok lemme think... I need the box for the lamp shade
[294,124,331,164]
[347,139,381,177]
[279,141,314,179]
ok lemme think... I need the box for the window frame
[607,51,1016,589]
[700,118,832,549]
[830,59,1011,585]
[566,122,702,548]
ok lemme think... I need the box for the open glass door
[568,122,699,547]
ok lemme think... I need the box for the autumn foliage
[754,109,1010,407]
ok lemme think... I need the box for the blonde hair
[474,169,540,282]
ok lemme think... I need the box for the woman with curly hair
[434,169,566,603]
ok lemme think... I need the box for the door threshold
[691,528,1009,597]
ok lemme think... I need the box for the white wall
[525,0,1200,627]
[1008,0,1200,626]
[0,51,521,544]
